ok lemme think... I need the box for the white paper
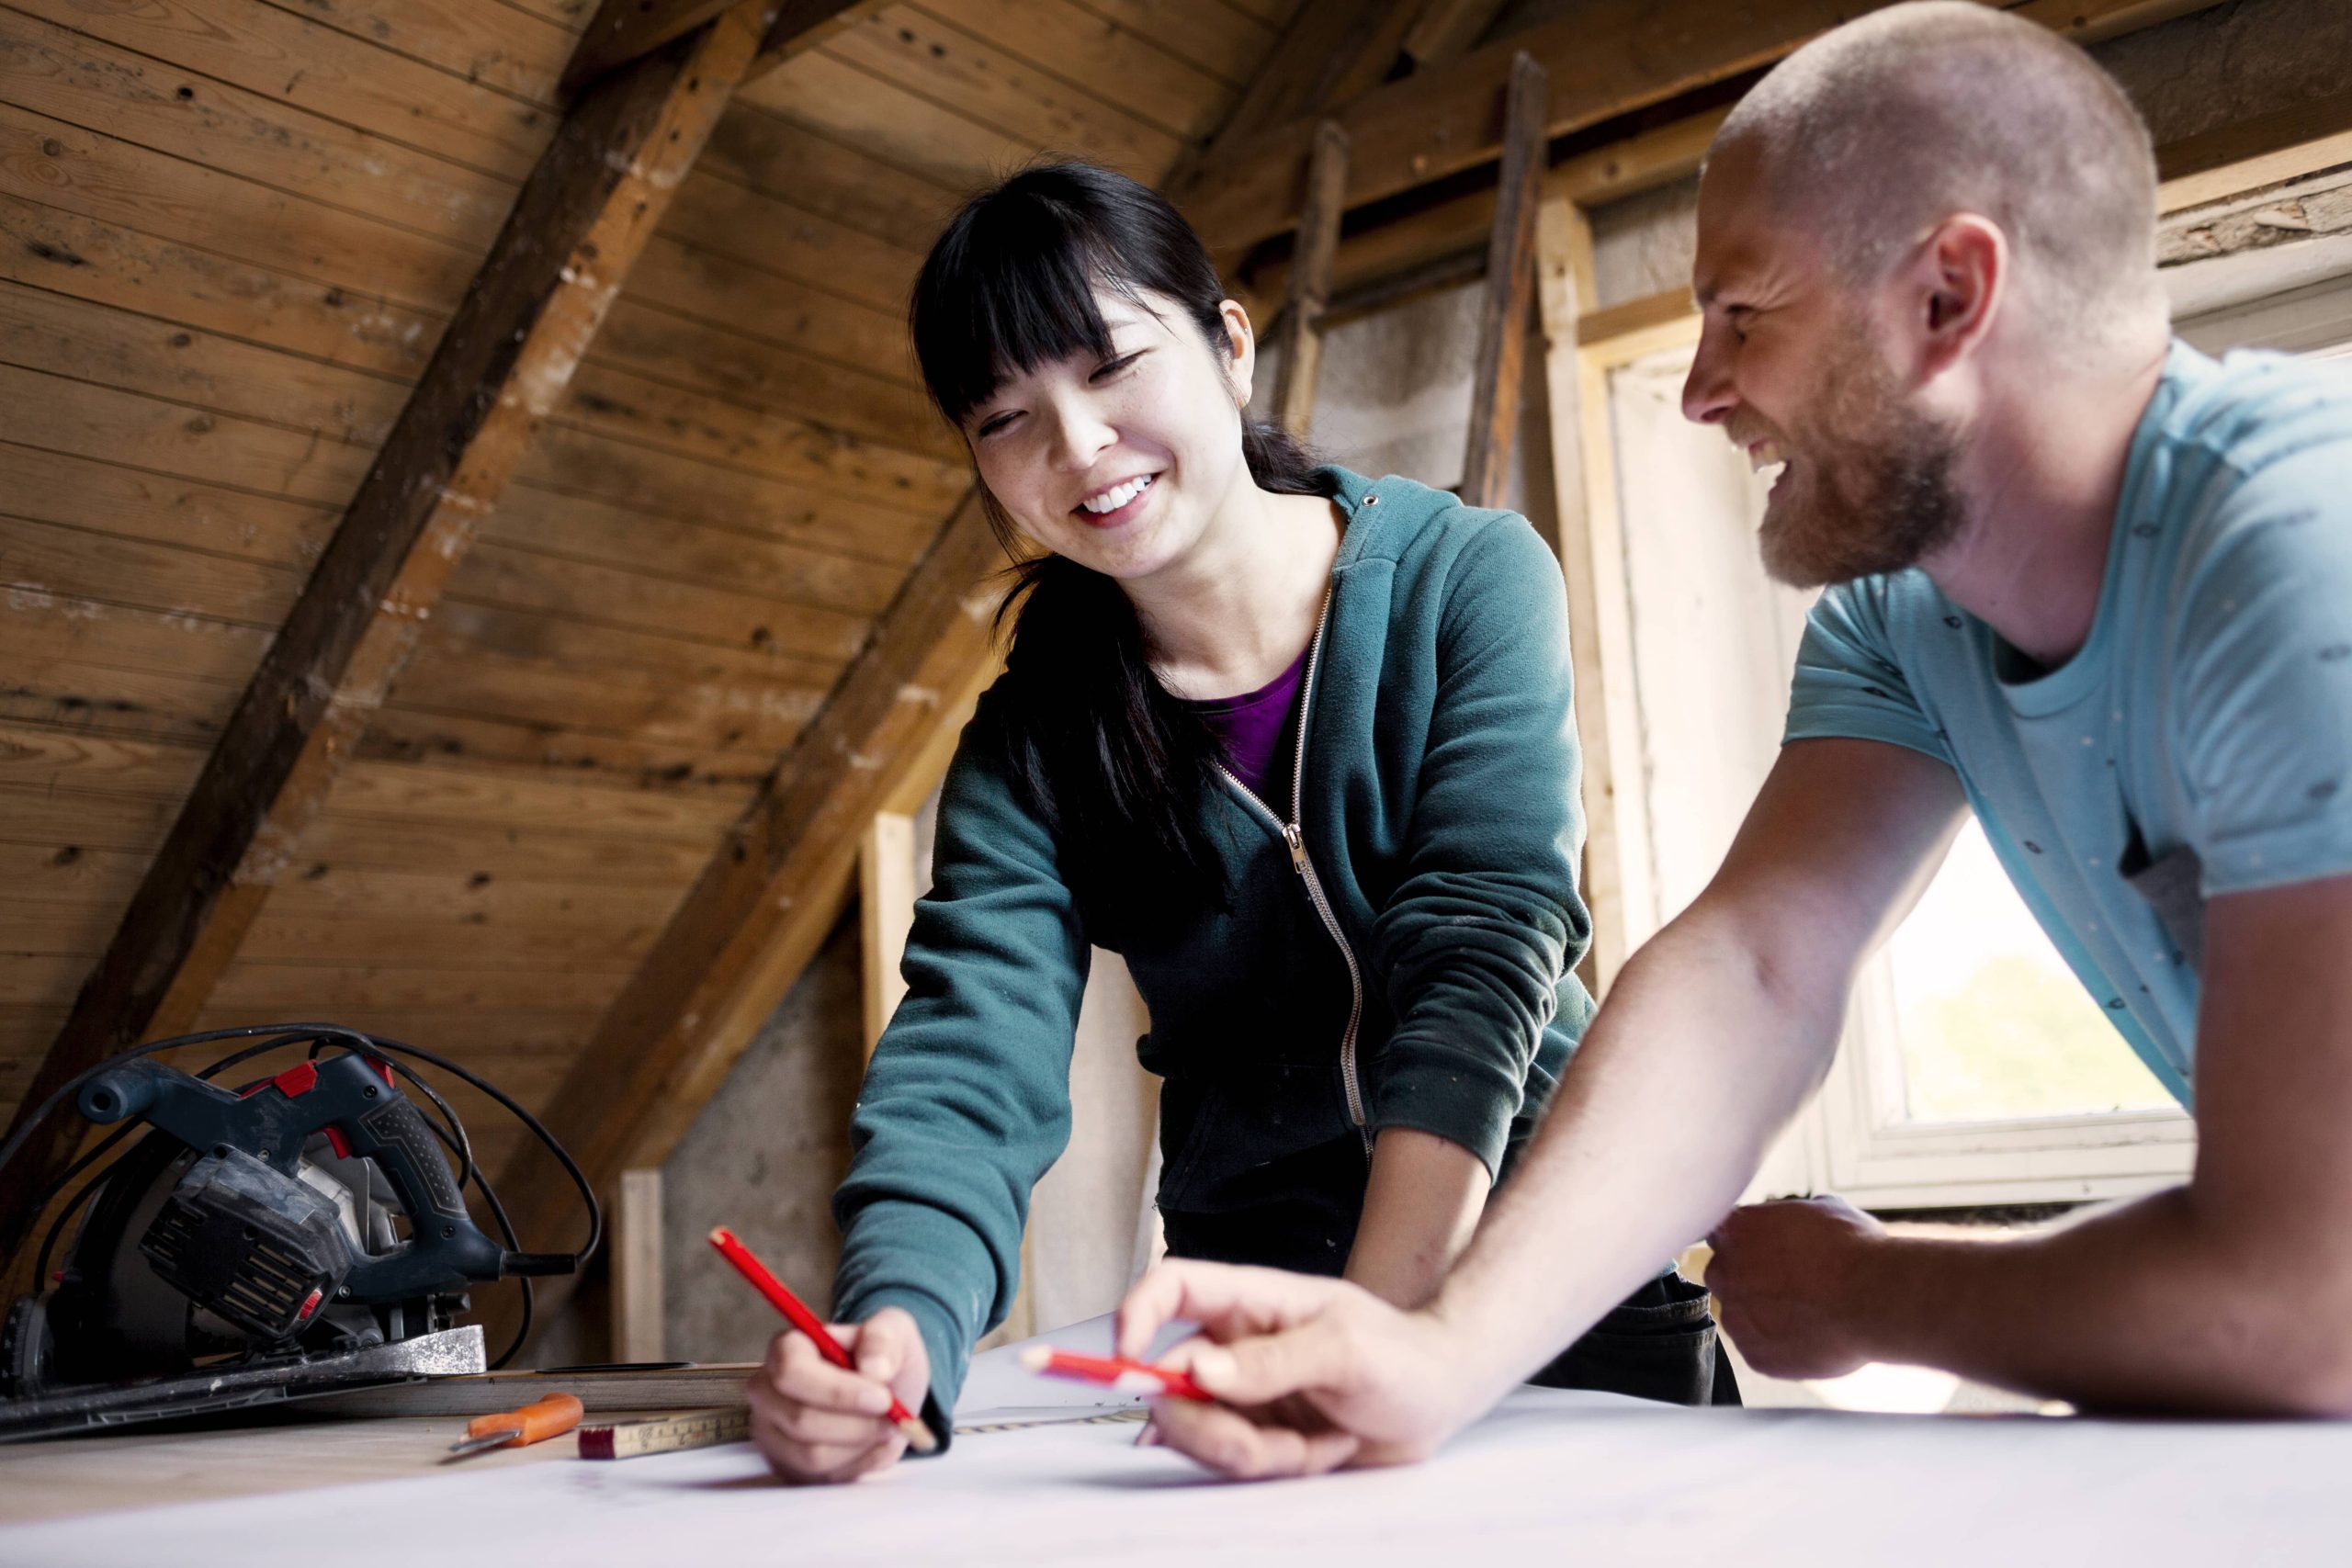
[9,1318,2346,1568]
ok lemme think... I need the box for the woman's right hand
[744,1306,933,1483]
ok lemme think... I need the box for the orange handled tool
[445,1392,584,1460]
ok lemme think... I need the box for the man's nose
[1681,323,1737,426]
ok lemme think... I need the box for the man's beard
[1751,321,1968,590]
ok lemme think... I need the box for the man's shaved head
[1713,2,2162,346]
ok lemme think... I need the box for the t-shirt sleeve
[1781,578,1954,766]
[2174,445,2352,895]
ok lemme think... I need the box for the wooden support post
[1269,121,1351,440]
[0,5,772,1276]
[611,1168,667,1364]
[858,813,918,1061]
[1460,52,1547,510]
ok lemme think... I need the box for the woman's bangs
[916,212,1129,425]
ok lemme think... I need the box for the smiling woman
[738,162,1733,1487]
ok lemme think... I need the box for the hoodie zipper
[1211,587,1372,1158]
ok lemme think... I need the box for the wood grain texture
[483,494,1006,1348]
[1459,51,1544,509]
[0,5,774,1273]
[1170,0,2228,256]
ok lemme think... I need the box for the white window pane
[1883,821,2174,1122]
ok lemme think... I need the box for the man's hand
[1706,1195,1888,1381]
[1114,1260,1481,1479]
[744,1306,931,1483]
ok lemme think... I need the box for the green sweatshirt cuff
[832,1197,1012,1453]
[1367,1040,1524,1180]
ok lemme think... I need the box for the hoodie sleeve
[830,688,1090,1433]
[1364,513,1590,1178]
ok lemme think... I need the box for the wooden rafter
[1399,0,1510,71]
[1268,120,1351,438]
[0,5,774,1272]
[1459,52,1545,508]
[486,498,1007,1347]
[564,1,742,96]
[1170,0,2232,259]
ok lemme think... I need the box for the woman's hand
[744,1307,932,1483]
[1116,1259,1485,1479]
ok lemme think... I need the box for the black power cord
[0,1022,601,1372]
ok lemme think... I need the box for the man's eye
[1091,352,1141,382]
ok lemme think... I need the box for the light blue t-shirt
[1784,341,2352,1104]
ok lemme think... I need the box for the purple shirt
[1186,647,1310,813]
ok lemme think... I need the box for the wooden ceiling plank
[0,193,445,388]
[0,100,479,315]
[0,5,774,1270]
[264,0,581,107]
[3,10,518,254]
[732,47,1032,191]
[696,102,959,252]
[356,709,780,797]
[9,0,559,185]
[1171,0,2228,258]
[511,427,940,565]
[485,494,1005,1345]
[0,441,340,574]
[1065,0,1275,86]
[0,284,407,468]
[933,0,1238,143]
[583,299,960,462]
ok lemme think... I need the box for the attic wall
[1,0,1290,1224]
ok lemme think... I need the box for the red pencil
[708,1225,937,1453]
[1018,1346,1213,1402]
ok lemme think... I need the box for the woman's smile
[1074,470,1161,529]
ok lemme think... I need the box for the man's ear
[1909,214,2006,376]
[1219,298,1257,411]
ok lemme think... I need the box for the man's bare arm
[1423,739,1968,1399]
[1726,870,2352,1416]
[1120,739,1968,1472]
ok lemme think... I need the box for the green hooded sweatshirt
[831,468,1595,1429]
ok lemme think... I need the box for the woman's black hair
[910,161,1331,943]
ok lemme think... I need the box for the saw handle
[465,1393,584,1450]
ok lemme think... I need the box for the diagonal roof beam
[1169,0,2231,260]
[0,4,775,1274]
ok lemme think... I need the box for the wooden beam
[487,497,1007,1348]
[1269,120,1351,439]
[1400,0,1510,70]
[858,811,918,1061]
[563,1,741,96]
[1170,0,2229,258]
[745,0,887,81]
[2155,87,2352,213]
[1460,52,1545,509]
[0,6,772,1273]
[610,1168,667,1363]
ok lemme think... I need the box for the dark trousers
[1527,1270,1740,1406]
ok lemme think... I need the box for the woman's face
[961,286,1256,582]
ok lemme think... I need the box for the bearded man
[1115,0,2352,1475]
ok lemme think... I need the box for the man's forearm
[1431,904,1843,1398]
[1345,1128,1490,1307]
[1853,1190,2352,1416]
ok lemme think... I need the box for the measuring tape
[578,1407,751,1460]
